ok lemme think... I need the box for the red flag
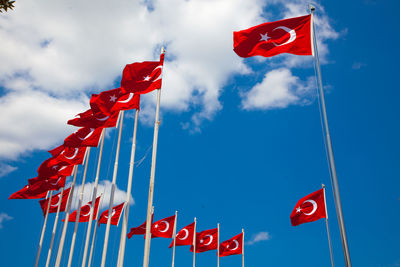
[37,158,74,178]
[39,187,71,216]
[111,93,140,113]
[190,228,218,253]
[233,15,312,58]
[219,232,243,257]
[151,215,176,238]
[64,127,103,147]
[67,109,119,128]
[9,183,49,199]
[120,53,164,94]
[98,202,125,226]
[47,145,87,165]
[290,188,326,226]
[28,175,66,189]
[127,214,154,239]
[90,88,124,115]
[169,222,195,248]
[67,196,101,222]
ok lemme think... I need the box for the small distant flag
[290,188,326,226]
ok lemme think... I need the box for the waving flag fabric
[39,187,71,216]
[169,222,195,248]
[9,183,49,199]
[64,127,103,147]
[219,232,243,257]
[190,228,219,253]
[98,202,125,226]
[290,188,326,226]
[67,109,119,128]
[66,196,101,223]
[151,215,176,238]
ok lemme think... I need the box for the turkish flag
[151,215,176,238]
[9,183,49,199]
[39,187,71,216]
[28,175,66,190]
[190,228,218,253]
[47,145,87,165]
[67,196,101,223]
[64,127,103,147]
[169,222,195,248]
[111,93,140,113]
[120,53,164,94]
[90,88,124,115]
[37,158,74,178]
[68,109,119,129]
[127,214,154,239]
[290,188,326,226]
[233,14,312,58]
[219,233,243,257]
[98,202,125,226]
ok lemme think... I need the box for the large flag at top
[233,14,312,58]
[290,188,326,226]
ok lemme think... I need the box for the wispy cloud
[0,213,13,229]
[246,231,271,245]
[0,163,17,178]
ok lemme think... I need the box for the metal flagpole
[171,211,178,267]
[310,6,352,267]
[82,129,106,267]
[242,228,245,267]
[34,190,53,267]
[67,147,92,267]
[217,223,220,267]
[101,110,125,267]
[143,47,165,267]
[323,184,335,267]
[87,193,103,267]
[117,109,140,267]
[193,217,196,267]
[45,188,64,267]
[54,165,79,267]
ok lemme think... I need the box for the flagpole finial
[161,46,166,54]
[322,183,325,188]
[308,4,316,12]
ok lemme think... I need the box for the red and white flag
[98,202,125,226]
[169,222,195,248]
[151,215,176,238]
[39,187,71,216]
[37,158,74,178]
[64,127,103,147]
[111,93,140,113]
[290,188,326,226]
[9,183,49,199]
[48,145,87,165]
[28,175,66,190]
[127,218,151,239]
[120,53,165,94]
[191,228,219,253]
[233,14,312,58]
[67,109,120,129]
[67,196,101,223]
[219,232,243,257]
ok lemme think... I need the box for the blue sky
[0,0,399,266]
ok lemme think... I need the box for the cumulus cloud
[0,213,13,229]
[246,231,271,245]
[241,68,314,110]
[0,163,17,178]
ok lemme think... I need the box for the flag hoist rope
[87,193,103,267]
[171,211,178,267]
[55,164,79,267]
[81,128,106,267]
[143,47,165,267]
[67,147,92,267]
[310,5,351,267]
[34,190,53,267]
[45,187,65,267]
[193,217,196,267]
[100,110,125,267]
[117,109,140,267]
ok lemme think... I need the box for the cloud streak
[0,213,13,229]
[246,231,271,245]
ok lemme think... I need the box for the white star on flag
[109,95,117,102]
[296,207,302,213]
[260,33,271,42]
[143,76,151,81]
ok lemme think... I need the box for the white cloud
[241,68,314,110]
[246,231,271,245]
[0,213,13,229]
[69,180,133,211]
[0,163,17,178]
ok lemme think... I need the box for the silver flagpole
[34,190,53,267]
[193,217,196,267]
[143,47,165,267]
[217,223,220,267]
[171,211,178,267]
[87,193,103,267]
[100,110,125,267]
[323,184,335,267]
[117,109,140,267]
[310,6,352,267]
[54,164,79,267]
[82,129,106,267]
[242,228,244,267]
[67,147,92,267]
[45,188,65,267]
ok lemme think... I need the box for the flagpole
[310,6,352,267]
[171,211,178,267]
[101,110,125,267]
[82,129,106,267]
[117,109,140,267]
[54,165,79,267]
[322,184,335,267]
[67,147,92,267]
[193,217,196,267]
[143,47,165,267]
[217,223,220,267]
[34,190,53,267]
[45,188,64,267]
[242,228,245,267]
[87,193,103,267]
